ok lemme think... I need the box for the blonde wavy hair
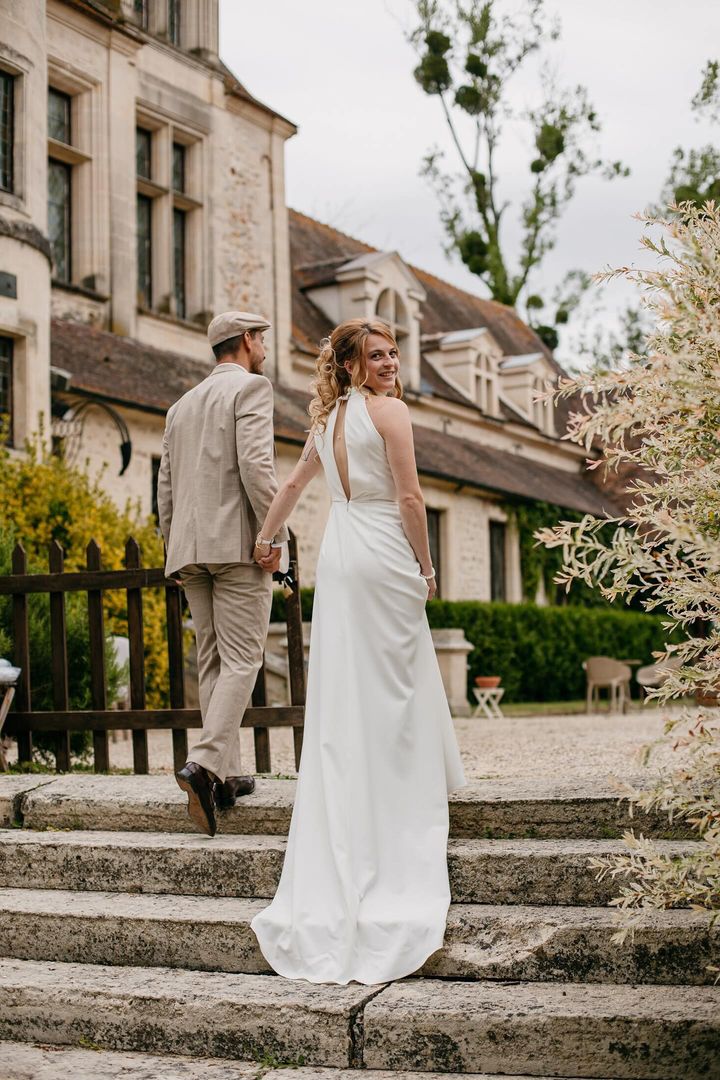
[308,318,403,433]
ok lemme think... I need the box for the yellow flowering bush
[0,438,169,708]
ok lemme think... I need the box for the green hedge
[272,588,678,704]
[426,600,679,703]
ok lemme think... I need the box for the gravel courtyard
[98,705,684,783]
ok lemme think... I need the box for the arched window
[533,377,553,433]
[475,351,498,416]
[375,288,410,344]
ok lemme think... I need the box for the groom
[157,311,288,837]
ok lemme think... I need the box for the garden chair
[582,656,632,714]
[636,656,682,699]
[0,659,22,771]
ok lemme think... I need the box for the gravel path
[96,705,684,782]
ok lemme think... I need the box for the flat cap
[207,310,271,347]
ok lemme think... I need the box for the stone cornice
[0,215,52,262]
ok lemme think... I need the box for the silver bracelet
[256,534,274,547]
[420,567,436,580]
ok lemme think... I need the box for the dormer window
[476,350,498,415]
[376,288,410,346]
[422,327,502,417]
[498,353,556,435]
[300,250,426,390]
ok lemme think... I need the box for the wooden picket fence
[0,534,305,774]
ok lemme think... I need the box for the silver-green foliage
[536,203,720,956]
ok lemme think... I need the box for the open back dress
[250,387,466,984]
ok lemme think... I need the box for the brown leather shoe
[214,775,256,810]
[175,761,217,837]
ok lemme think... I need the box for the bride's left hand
[426,576,437,602]
[254,542,280,573]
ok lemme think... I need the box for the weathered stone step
[363,979,720,1078]
[0,828,700,907]
[0,1041,609,1080]
[10,774,693,839]
[1,888,716,985]
[0,958,374,1069]
[1,959,717,1078]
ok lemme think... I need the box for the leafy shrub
[0,438,168,714]
[0,523,122,761]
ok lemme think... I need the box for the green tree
[661,59,720,209]
[409,0,628,347]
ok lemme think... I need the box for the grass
[500,699,587,717]
[493,695,696,717]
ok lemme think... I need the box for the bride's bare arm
[254,432,322,557]
[370,397,436,593]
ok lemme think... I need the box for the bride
[250,317,466,985]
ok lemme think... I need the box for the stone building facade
[0,0,617,602]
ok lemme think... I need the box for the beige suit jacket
[157,362,289,578]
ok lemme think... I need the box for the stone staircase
[0,774,718,1080]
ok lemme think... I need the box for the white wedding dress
[250,388,466,984]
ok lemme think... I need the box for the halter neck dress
[250,387,466,984]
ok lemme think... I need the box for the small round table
[472,686,505,720]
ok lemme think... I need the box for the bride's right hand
[425,576,437,602]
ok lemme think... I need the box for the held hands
[253,539,281,574]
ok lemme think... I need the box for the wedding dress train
[250,388,466,984]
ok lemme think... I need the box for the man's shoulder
[234,371,274,408]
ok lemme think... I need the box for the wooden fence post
[252,663,271,773]
[86,540,109,772]
[48,541,71,771]
[11,543,32,763]
[125,538,148,774]
[165,578,187,773]
[286,532,306,770]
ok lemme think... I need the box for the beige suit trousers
[179,562,272,783]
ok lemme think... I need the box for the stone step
[0,887,716,985]
[0,828,700,907]
[0,776,55,827]
[0,1042,607,1080]
[11,774,692,839]
[0,958,373,1069]
[1,959,717,1078]
[363,979,720,1078]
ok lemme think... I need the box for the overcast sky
[219,1,719,360]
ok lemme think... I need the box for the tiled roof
[411,424,618,516]
[50,318,614,514]
[289,209,551,359]
[51,318,211,413]
[288,209,572,435]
